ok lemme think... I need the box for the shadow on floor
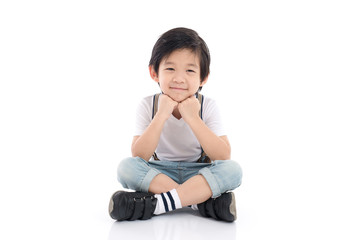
[108,208,236,240]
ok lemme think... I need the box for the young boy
[109,27,242,222]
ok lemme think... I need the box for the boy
[109,27,242,222]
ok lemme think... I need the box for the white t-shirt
[134,94,226,162]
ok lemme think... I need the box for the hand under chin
[167,93,194,103]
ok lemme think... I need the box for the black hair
[149,27,211,89]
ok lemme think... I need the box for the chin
[171,96,185,103]
[164,89,196,102]
[171,94,191,102]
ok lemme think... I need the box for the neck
[172,106,182,120]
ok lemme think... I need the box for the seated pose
[109,27,242,222]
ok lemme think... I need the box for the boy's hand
[157,94,178,121]
[178,96,201,123]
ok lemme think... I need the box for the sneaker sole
[229,192,237,221]
[108,192,115,216]
[108,190,124,219]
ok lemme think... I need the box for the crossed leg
[149,173,212,207]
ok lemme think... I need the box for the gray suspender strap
[196,92,204,120]
[152,94,161,160]
[195,93,210,163]
[152,93,161,119]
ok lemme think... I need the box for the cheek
[158,77,169,86]
[190,79,201,89]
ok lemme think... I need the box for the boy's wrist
[153,113,169,124]
[183,114,202,126]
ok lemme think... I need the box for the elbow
[219,146,232,160]
[131,143,152,161]
[131,149,151,161]
[208,145,231,161]
[217,138,231,160]
[211,151,231,161]
[210,155,230,161]
[220,145,231,160]
[220,153,231,160]
[132,153,151,161]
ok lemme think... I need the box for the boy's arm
[131,95,178,161]
[178,96,231,161]
[187,118,231,161]
[131,114,166,161]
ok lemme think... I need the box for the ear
[200,75,209,87]
[149,66,159,83]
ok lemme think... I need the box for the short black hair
[149,27,211,85]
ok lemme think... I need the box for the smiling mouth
[170,87,187,91]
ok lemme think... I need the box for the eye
[165,68,175,71]
[187,69,196,73]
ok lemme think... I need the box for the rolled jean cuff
[199,167,221,198]
[139,167,161,192]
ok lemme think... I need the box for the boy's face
[150,49,207,103]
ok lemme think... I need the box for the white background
[1,0,359,239]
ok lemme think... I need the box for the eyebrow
[164,61,199,68]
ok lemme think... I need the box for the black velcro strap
[205,199,218,220]
[129,198,144,221]
[141,197,153,220]
[198,202,207,217]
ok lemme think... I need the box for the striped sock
[153,189,182,215]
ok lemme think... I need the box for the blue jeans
[117,157,243,198]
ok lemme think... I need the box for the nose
[172,72,185,83]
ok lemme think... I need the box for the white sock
[154,189,182,215]
[191,204,198,211]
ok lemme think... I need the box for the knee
[226,160,243,185]
[232,160,243,186]
[216,160,243,187]
[117,157,130,184]
[117,157,145,186]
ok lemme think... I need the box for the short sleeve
[203,97,227,136]
[133,96,153,136]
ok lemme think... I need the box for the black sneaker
[108,190,157,221]
[198,192,237,222]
